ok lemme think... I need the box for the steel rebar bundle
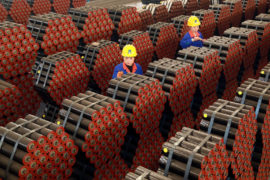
[50,0,70,14]
[0,21,39,79]
[125,166,171,180]
[57,91,129,178]
[147,22,179,59]
[242,0,256,20]
[145,4,170,23]
[77,40,122,94]
[200,99,257,179]
[137,9,154,31]
[198,0,210,9]
[259,62,270,82]
[182,0,199,15]
[27,0,51,15]
[69,6,114,44]
[119,30,154,72]
[159,127,229,179]
[171,15,190,39]
[223,0,243,27]
[0,3,8,22]
[33,51,90,105]
[255,13,270,22]
[192,9,216,39]
[255,0,267,14]
[209,4,231,36]
[0,114,78,179]
[161,0,184,19]
[70,0,85,8]
[27,12,81,57]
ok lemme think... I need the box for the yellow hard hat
[122,44,137,57]
[187,16,201,27]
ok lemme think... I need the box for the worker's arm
[180,33,193,49]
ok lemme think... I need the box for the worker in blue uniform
[180,16,204,49]
[112,44,143,79]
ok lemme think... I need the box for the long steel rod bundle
[69,6,114,44]
[147,22,179,59]
[0,114,78,179]
[255,13,270,22]
[125,166,171,180]
[161,0,184,19]
[33,51,90,105]
[145,4,170,23]
[158,127,229,179]
[0,3,8,22]
[49,0,70,14]
[259,62,270,82]
[219,79,238,101]
[200,99,257,179]
[255,0,267,14]
[137,9,155,31]
[77,40,122,94]
[70,0,86,8]
[223,0,243,27]
[241,0,256,20]
[119,30,154,72]
[183,0,199,15]
[171,15,190,39]
[192,9,216,39]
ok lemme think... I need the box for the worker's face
[191,26,199,32]
[123,57,135,66]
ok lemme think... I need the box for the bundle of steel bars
[106,6,142,36]
[77,40,122,93]
[198,0,210,9]
[158,127,229,179]
[119,30,154,72]
[137,9,154,31]
[183,0,199,15]
[200,99,257,179]
[145,4,170,23]
[27,12,81,57]
[147,22,179,59]
[0,3,8,22]
[50,0,71,14]
[223,0,243,27]
[33,51,90,105]
[255,13,270,22]
[223,27,259,83]
[255,0,267,14]
[259,62,270,82]
[242,0,256,20]
[125,166,171,180]
[161,0,184,19]
[209,4,231,36]
[203,36,243,99]
[27,0,51,15]
[192,9,216,39]
[0,114,78,179]
[171,15,190,39]
[70,0,86,8]
[57,90,129,179]
[69,6,114,44]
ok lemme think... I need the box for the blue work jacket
[180,31,203,49]
[112,63,143,79]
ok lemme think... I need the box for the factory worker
[112,44,143,79]
[180,16,204,49]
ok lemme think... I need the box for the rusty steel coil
[33,51,90,105]
[70,0,85,8]
[119,30,154,72]
[255,13,270,22]
[176,46,222,98]
[159,127,229,179]
[126,166,171,180]
[198,0,210,9]
[192,9,216,39]
[0,114,78,179]
[183,0,199,15]
[0,3,8,22]
[0,22,39,79]
[223,0,243,27]
[259,62,270,82]
[200,99,257,179]
[50,0,70,14]
[147,22,179,59]
[137,9,155,31]
[69,6,114,44]
[56,91,129,175]
[242,0,256,20]
[255,0,268,14]
[27,12,81,57]
[161,0,184,19]
[27,0,52,15]
[171,15,190,39]
[77,40,122,94]
[145,4,170,23]
[209,4,231,36]
[0,79,22,126]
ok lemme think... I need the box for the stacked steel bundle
[171,15,189,39]
[241,20,270,76]
[125,166,171,180]
[198,0,210,9]
[27,0,51,15]
[192,10,216,39]
[242,0,256,20]
[183,0,199,15]
[145,4,170,23]
[233,79,270,177]
[57,91,129,179]
[255,13,270,22]
[221,80,238,100]
[70,0,86,8]
[144,58,197,138]
[255,0,267,14]
[203,36,243,99]
[259,62,270,82]
[161,0,184,19]
[209,4,231,36]
[137,9,154,31]
[106,6,142,36]
[200,99,257,179]
[119,30,154,72]
[33,51,90,105]
[0,80,21,126]
[0,0,31,24]
[223,27,259,83]
[0,114,78,179]
[27,12,81,57]
[158,127,229,179]
[0,3,8,22]
[50,0,70,14]
[147,22,179,59]
[77,40,122,93]
[69,6,114,44]
[223,0,243,27]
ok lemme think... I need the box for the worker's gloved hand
[193,37,203,42]
[117,71,123,78]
